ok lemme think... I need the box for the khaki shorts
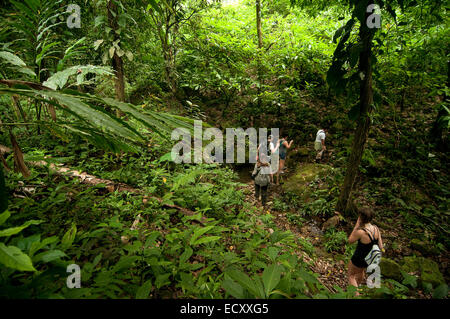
[314,141,323,151]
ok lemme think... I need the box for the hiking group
[253,133,294,207]
[252,128,327,205]
[251,128,384,292]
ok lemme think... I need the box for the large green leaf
[29,235,59,257]
[0,210,10,226]
[225,268,263,298]
[0,51,26,67]
[189,226,214,245]
[0,242,36,271]
[262,264,283,297]
[32,249,66,263]
[61,223,77,250]
[191,236,221,246]
[0,82,196,153]
[0,219,43,238]
[0,51,36,77]
[179,247,193,264]
[136,280,153,299]
[222,276,245,298]
[43,65,113,90]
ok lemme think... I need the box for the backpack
[363,228,382,266]
[252,164,270,186]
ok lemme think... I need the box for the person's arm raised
[348,216,362,244]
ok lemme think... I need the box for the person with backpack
[314,128,327,162]
[252,153,271,207]
[275,135,293,185]
[347,207,384,289]
[257,135,277,184]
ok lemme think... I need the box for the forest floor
[237,166,348,292]
[236,158,449,295]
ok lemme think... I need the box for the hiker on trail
[314,128,327,162]
[257,135,277,159]
[257,135,277,183]
[252,153,271,207]
[347,207,384,290]
[276,135,293,185]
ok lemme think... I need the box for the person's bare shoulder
[349,228,364,243]
[355,229,365,237]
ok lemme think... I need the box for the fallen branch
[29,160,205,223]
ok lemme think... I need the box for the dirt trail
[238,170,348,292]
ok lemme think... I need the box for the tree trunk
[107,0,126,106]
[112,53,125,102]
[256,0,263,49]
[335,16,375,215]
[256,0,263,113]
[160,4,178,96]
[162,42,177,95]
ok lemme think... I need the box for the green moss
[410,239,440,256]
[297,147,310,157]
[401,256,445,287]
[380,258,403,281]
[283,164,334,201]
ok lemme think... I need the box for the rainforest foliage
[0,0,448,299]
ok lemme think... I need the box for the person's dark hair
[359,207,374,224]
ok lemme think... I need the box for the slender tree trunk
[112,53,125,102]
[256,0,263,114]
[336,16,375,215]
[162,41,177,95]
[256,0,263,49]
[161,4,178,96]
[107,0,126,105]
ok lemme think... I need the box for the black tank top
[351,227,379,268]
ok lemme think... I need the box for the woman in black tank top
[347,207,384,290]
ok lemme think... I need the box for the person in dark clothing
[347,207,384,289]
[252,153,271,207]
[275,135,293,185]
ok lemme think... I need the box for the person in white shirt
[257,135,278,183]
[314,129,327,162]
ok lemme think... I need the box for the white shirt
[269,142,275,153]
[315,130,326,143]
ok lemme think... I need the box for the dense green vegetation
[0,0,448,300]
